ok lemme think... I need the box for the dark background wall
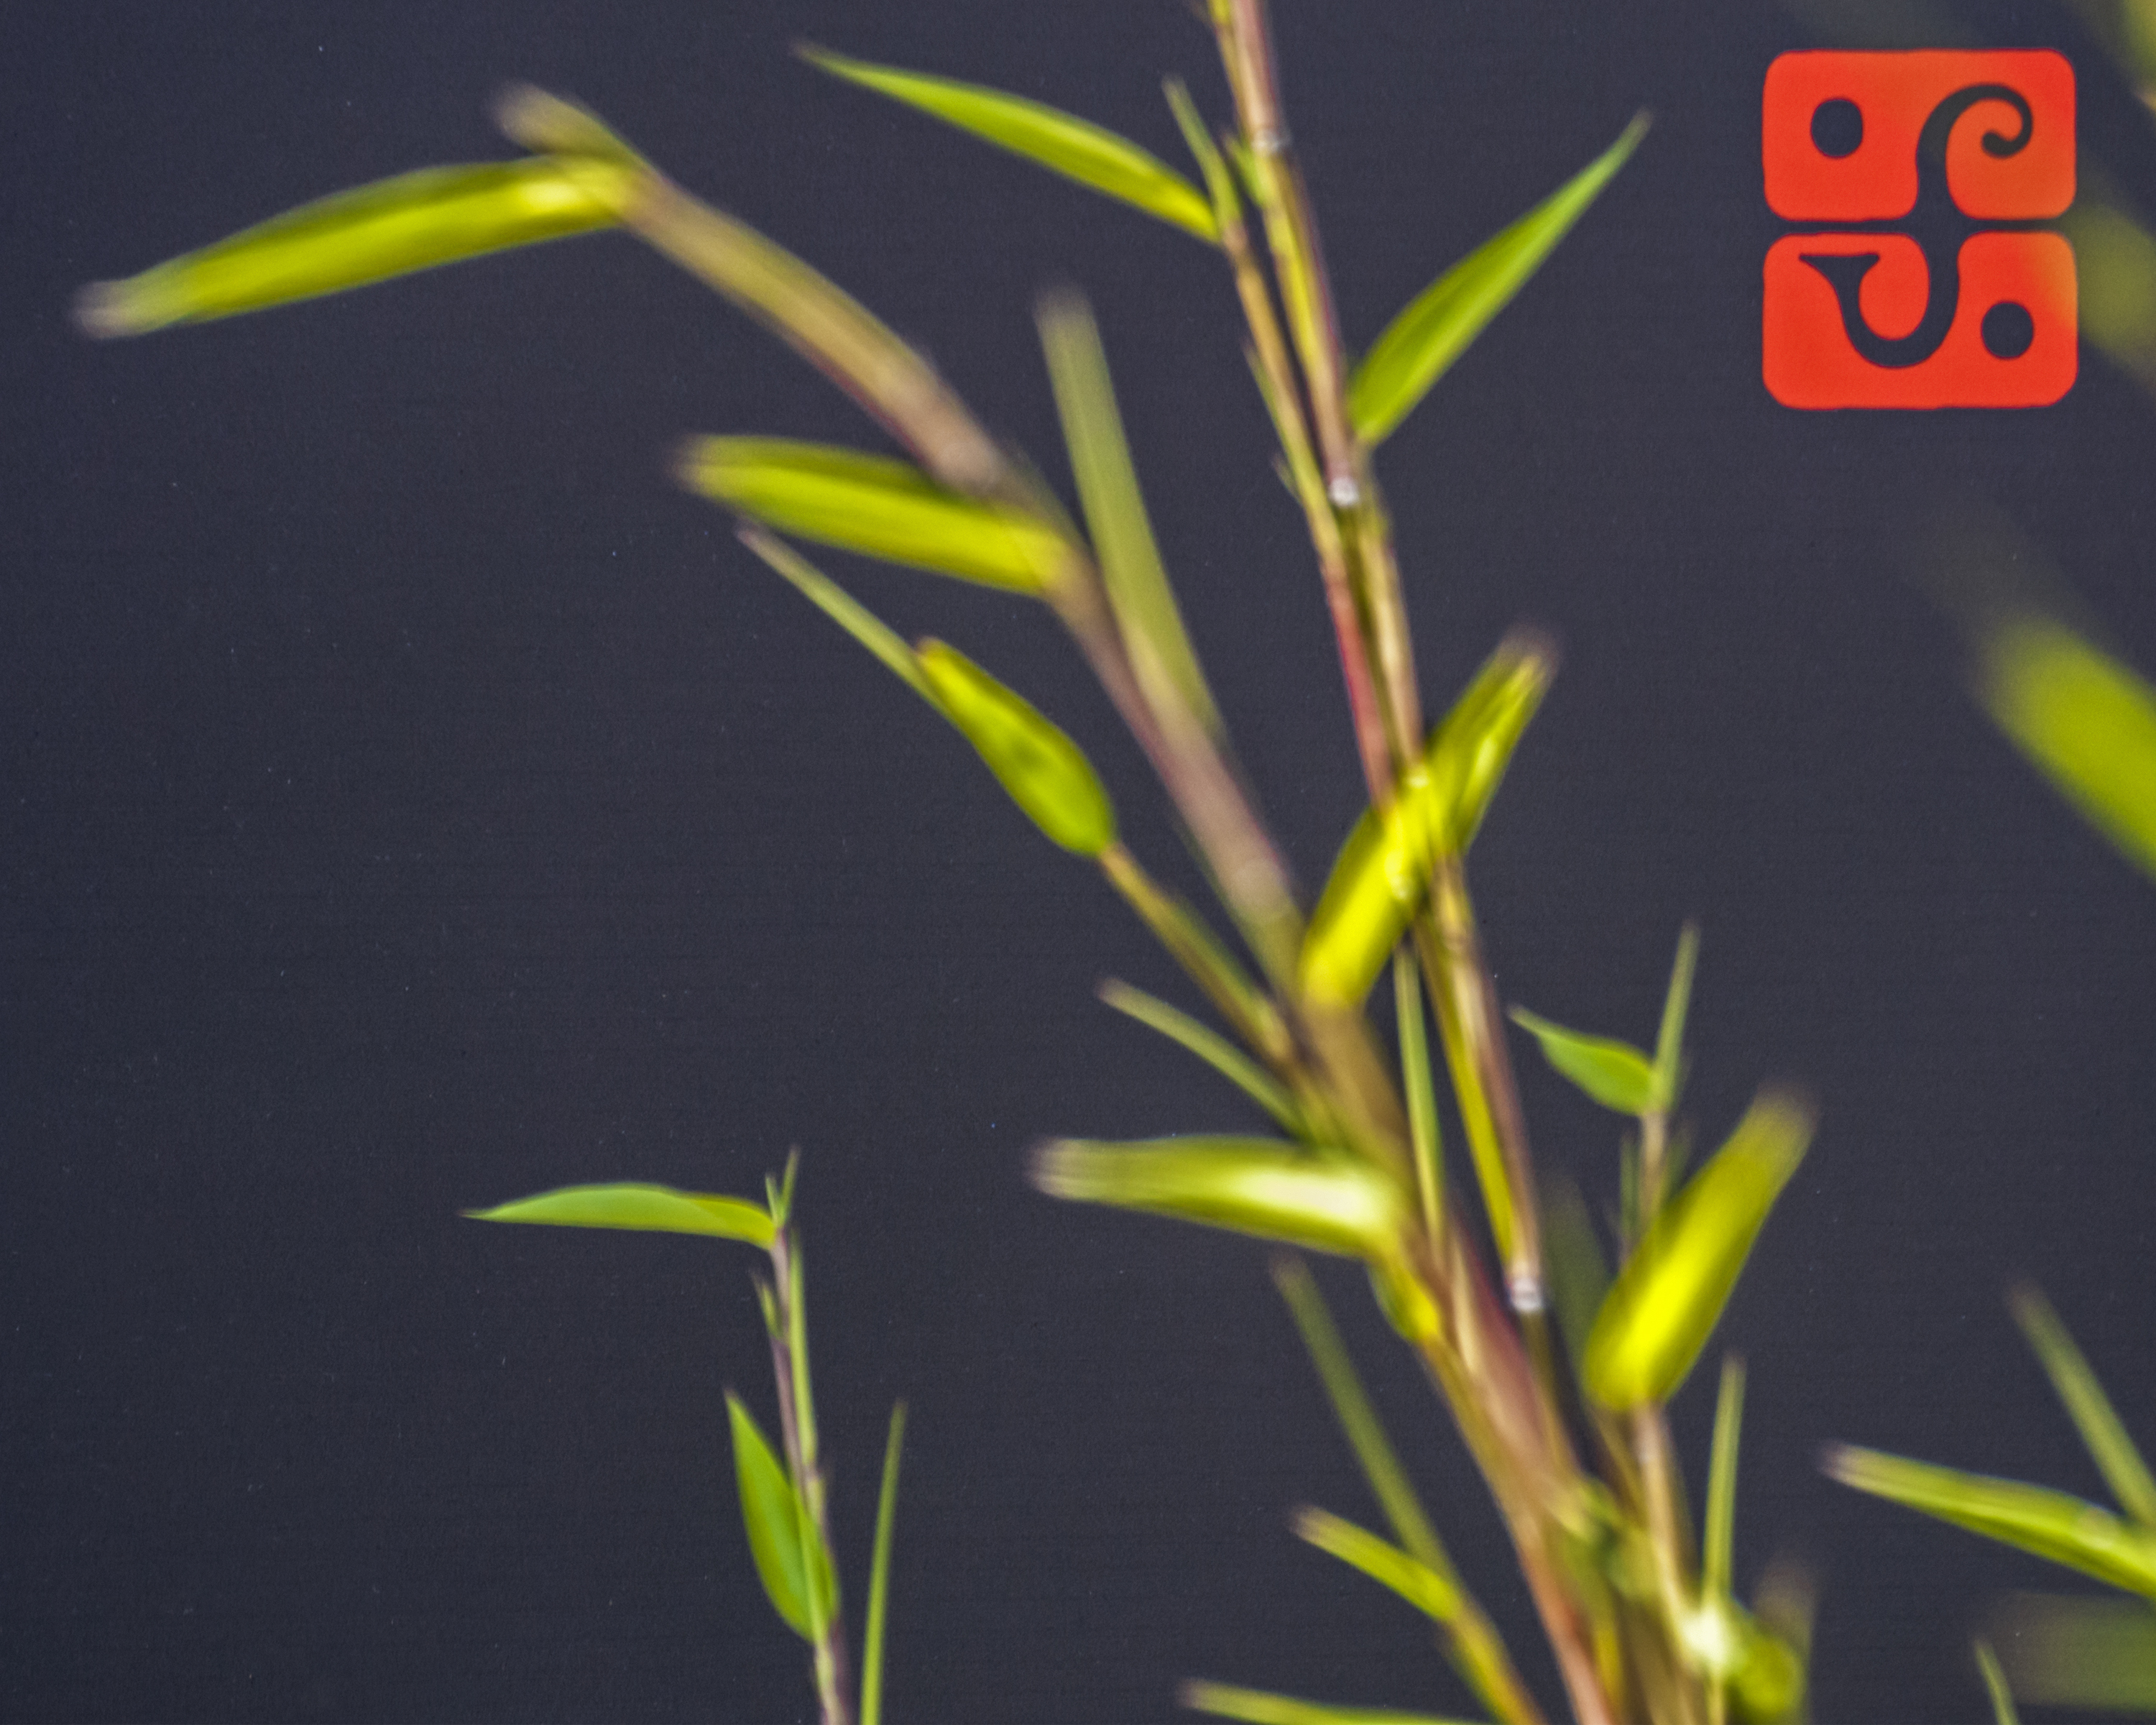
[5,2,2153,1720]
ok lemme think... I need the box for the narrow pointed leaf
[1039,289,1223,737]
[1348,113,1649,444]
[1164,80,1240,236]
[1704,1354,1746,1607]
[2009,1282,2156,1527]
[1033,1139,1404,1259]
[77,156,632,338]
[1989,1591,2156,1710]
[1294,1506,1462,1623]
[916,640,1117,855]
[1823,1445,2156,1596]
[1180,1680,1485,1725]
[740,527,938,703]
[801,46,1216,242]
[465,1182,774,1248]
[501,84,1010,494]
[1649,922,1700,1115]
[1509,1006,1655,1115]
[1584,1090,1813,1409]
[1300,634,1554,1008]
[1975,1639,2023,1725]
[680,438,1069,594]
[859,1401,907,1725]
[1976,613,2156,881]
[725,1394,823,1639]
[1393,954,1443,1236]
[1098,979,1300,1131]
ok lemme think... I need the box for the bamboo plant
[78,6,1858,1721]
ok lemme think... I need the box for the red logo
[1762,51,2077,408]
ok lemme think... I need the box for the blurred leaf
[1164,79,1241,236]
[1823,1446,2156,1596]
[1180,1680,1485,1725]
[1975,612,2156,882]
[1989,1591,2156,1710]
[1541,1176,1611,1384]
[680,438,1069,594]
[2011,1282,2156,1530]
[1974,1639,2022,1725]
[1300,633,1555,1007]
[1033,1139,1404,1259]
[1347,114,1649,445]
[860,1401,907,1725]
[1098,979,1301,1131]
[1038,289,1223,736]
[465,1182,774,1248]
[1650,923,1699,1115]
[916,640,1117,855]
[1294,1506,1462,1622]
[739,527,938,703]
[1704,1355,1746,1609]
[801,46,1217,242]
[725,1393,836,1639]
[1393,954,1443,1236]
[2061,195,2156,391]
[1584,1090,1813,1409]
[76,156,631,338]
[1508,1006,1655,1116]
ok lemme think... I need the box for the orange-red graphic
[1761,50,2076,409]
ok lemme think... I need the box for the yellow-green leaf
[1989,1591,2156,1711]
[860,1402,907,1725]
[1098,979,1302,1133]
[679,438,1070,594]
[1179,1680,1483,1725]
[1976,1639,2023,1725]
[1508,1006,1655,1115]
[2010,1282,2156,1528]
[77,156,632,338]
[1032,1138,1405,1260]
[801,46,1217,242]
[1583,1090,1813,1409]
[1823,1445,2156,1596]
[915,640,1117,855]
[1299,634,1554,1008]
[464,1182,774,1248]
[1649,922,1700,1116]
[1348,113,1649,445]
[1038,289,1223,737]
[738,526,939,704]
[1976,613,2156,882]
[1293,1506,1462,1624]
[724,1393,837,1640]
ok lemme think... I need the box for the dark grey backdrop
[6,2,2155,1720]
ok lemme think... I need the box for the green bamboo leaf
[725,1393,835,1639]
[2009,1283,2156,1528]
[1989,1591,2156,1711]
[801,46,1217,242]
[1038,288,1223,737]
[1180,1680,1485,1725]
[1976,613,2156,882]
[1347,113,1649,445]
[739,526,938,704]
[1293,1506,1462,1624]
[1032,1139,1405,1260]
[1540,1176,1610,1383]
[915,640,1117,856]
[1822,1445,2156,1596]
[1703,1354,1746,1609]
[464,1182,775,1248]
[1975,1639,2023,1725]
[1299,634,1554,1008]
[1392,954,1443,1237]
[680,438,1070,595]
[1098,979,1301,1132]
[76,155,633,339]
[1649,922,1700,1116]
[1583,1090,1813,1409]
[860,1401,907,1725]
[1508,1006,1655,1116]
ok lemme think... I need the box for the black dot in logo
[1981,300,2036,360]
[1810,97,1864,159]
